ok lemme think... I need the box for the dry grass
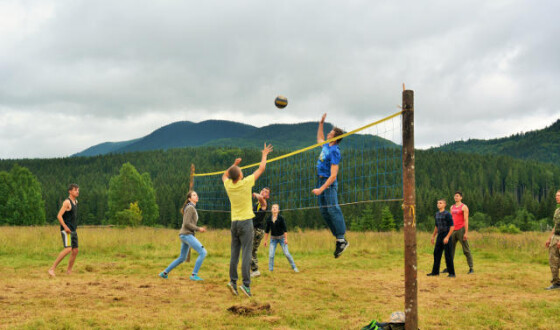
[0,227,559,329]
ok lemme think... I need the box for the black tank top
[61,198,78,232]
[253,202,267,230]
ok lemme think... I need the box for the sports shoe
[334,239,349,258]
[441,268,448,273]
[250,270,261,278]
[426,273,439,276]
[545,283,560,290]
[190,275,203,281]
[293,268,299,273]
[468,268,474,274]
[239,284,252,297]
[158,272,168,279]
[227,282,238,296]
[447,274,456,278]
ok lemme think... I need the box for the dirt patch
[227,302,272,316]
[139,284,151,288]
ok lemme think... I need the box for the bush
[498,223,521,234]
[114,202,142,227]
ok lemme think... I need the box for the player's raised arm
[252,143,273,181]
[317,113,327,144]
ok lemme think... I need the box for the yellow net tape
[194,110,403,177]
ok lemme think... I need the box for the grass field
[1,226,559,329]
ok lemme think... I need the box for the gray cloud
[0,0,559,157]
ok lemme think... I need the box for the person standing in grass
[427,199,455,278]
[250,187,270,278]
[444,191,474,274]
[223,143,273,297]
[263,204,298,273]
[544,189,560,290]
[312,113,349,258]
[48,184,80,277]
[159,191,207,281]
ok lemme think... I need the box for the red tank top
[451,203,465,230]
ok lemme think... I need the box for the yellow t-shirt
[224,174,256,221]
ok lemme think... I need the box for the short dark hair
[454,191,463,197]
[333,127,344,144]
[228,166,241,181]
[68,183,79,192]
[437,198,447,203]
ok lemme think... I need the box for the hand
[443,237,449,244]
[64,226,71,233]
[557,241,560,249]
[284,239,288,245]
[262,143,273,156]
[199,227,207,233]
[545,240,550,248]
[320,113,327,124]
[234,158,242,166]
[430,237,434,245]
[312,188,322,196]
[463,233,468,241]
[264,241,268,247]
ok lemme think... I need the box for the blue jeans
[269,238,297,271]
[164,234,207,276]
[317,177,346,239]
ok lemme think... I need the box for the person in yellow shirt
[223,143,273,297]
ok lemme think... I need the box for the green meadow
[1,227,559,329]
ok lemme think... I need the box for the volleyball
[274,96,288,109]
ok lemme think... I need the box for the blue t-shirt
[317,143,341,177]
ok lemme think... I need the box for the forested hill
[2,146,560,231]
[73,120,397,157]
[433,119,560,164]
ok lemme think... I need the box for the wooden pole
[402,89,417,329]
[189,164,195,191]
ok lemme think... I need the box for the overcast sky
[1,0,559,159]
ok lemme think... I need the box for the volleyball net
[192,110,404,212]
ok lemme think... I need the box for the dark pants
[432,231,455,275]
[230,219,253,287]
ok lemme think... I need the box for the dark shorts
[61,231,78,248]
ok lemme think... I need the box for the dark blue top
[435,210,453,233]
[317,143,341,177]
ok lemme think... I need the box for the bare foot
[48,268,56,277]
[66,270,72,275]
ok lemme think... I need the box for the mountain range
[73,120,398,157]
[75,117,560,164]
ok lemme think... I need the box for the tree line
[1,146,559,232]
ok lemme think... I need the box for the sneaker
[441,268,448,273]
[468,268,474,274]
[227,282,238,296]
[158,272,168,279]
[250,270,261,278]
[334,239,349,258]
[426,273,439,276]
[293,268,299,273]
[447,274,456,278]
[190,275,203,281]
[545,283,560,290]
[239,284,252,297]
